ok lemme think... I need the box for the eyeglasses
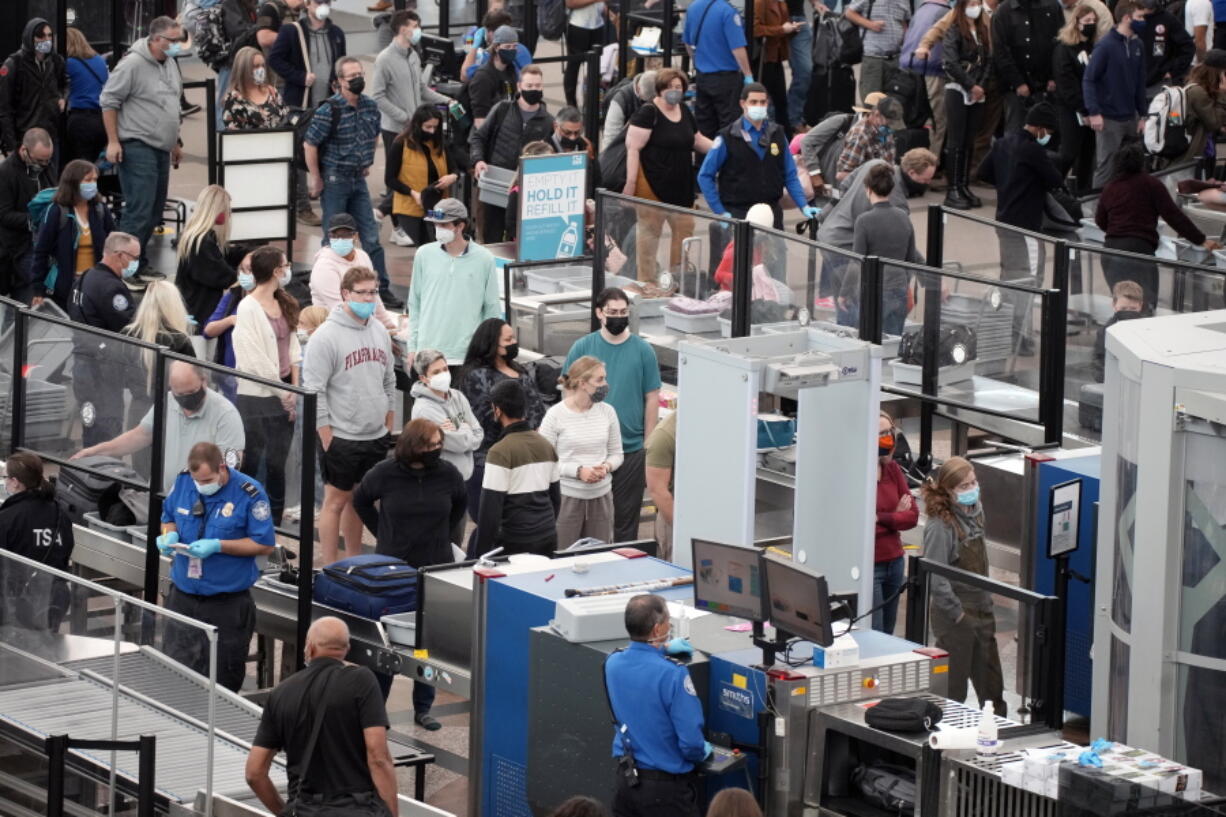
[349,288,379,298]
[158,34,187,43]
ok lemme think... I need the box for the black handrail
[46,733,156,817]
[904,555,1064,731]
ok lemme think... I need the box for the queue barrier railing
[1,299,319,674]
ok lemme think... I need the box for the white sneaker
[373,207,385,223]
[390,227,415,247]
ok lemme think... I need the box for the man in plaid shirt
[836,93,905,183]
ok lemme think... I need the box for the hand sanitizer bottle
[976,702,1000,756]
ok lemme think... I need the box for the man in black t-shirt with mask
[247,616,399,816]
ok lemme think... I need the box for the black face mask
[559,136,584,151]
[173,387,207,412]
[1113,308,1146,323]
[520,89,543,105]
[347,76,366,95]
[502,342,519,360]
[878,445,893,458]
[1080,23,1096,39]
[604,316,630,335]
[417,449,442,466]
[902,173,929,197]
[415,128,438,143]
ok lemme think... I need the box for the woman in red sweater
[874,411,919,634]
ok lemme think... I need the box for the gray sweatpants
[1093,116,1138,188]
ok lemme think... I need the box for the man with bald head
[247,616,399,816]
[73,361,244,492]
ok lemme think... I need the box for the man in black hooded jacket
[0,127,54,298]
[0,18,67,160]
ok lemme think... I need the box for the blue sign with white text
[518,152,588,262]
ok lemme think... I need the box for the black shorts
[320,435,392,491]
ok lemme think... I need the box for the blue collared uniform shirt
[683,0,748,73]
[698,117,811,215]
[161,469,276,596]
[605,641,707,774]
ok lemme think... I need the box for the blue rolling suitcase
[313,554,418,619]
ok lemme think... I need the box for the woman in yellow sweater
[384,104,461,247]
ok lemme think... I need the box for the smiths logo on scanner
[719,684,754,719]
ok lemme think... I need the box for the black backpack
[538,0,567,40]
[864,697,944,732]
[898,325,977,367]
[851,763,917,814]
[290,98,339,172]
[835,0,872,66]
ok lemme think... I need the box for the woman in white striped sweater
[538,355,624,547]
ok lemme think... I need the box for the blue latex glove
[1077,750,1103,768]
[703,740,714,759]
[742,75,754,86]
[802,206,821,219]
[156,531,179,556]
[664,637,694,655]
[721,212,733,219]
[1090,738,1113,753]
[186,538,222,559]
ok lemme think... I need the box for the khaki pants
[556,492,615,548]
[653,513,673,563]
[931,607,1006,715]
[924,75,947,160]
[634,167,694,283]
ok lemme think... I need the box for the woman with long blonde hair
[222,46,288,131]
[1052,4,1102,193]
[919,456,1005,715]
[176,185,237,327]
[64,27,109,165]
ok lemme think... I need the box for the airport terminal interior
[0,0,1224,815]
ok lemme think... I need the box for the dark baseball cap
[327,213,358,234]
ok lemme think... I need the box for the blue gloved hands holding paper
[186,538,222,559]
[156,531,179,556]
[802,206,821,219]
[664,637,694,656]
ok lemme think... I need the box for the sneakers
[181,102,202,117]
[297,208,322,227]
[137,267,167,283]
[414,712,442,731]
[390,227,415,247]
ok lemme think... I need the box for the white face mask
[313,2,331,19]
[965,4,983,19]
[253,66,267,84]
[428,371,452,392]
[278,267,292,287]
[435,227,456,244]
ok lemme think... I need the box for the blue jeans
[117,139,170,266]
[872,556,905,634]
[213,66,231,132]
[319,169,390,291]
[836,288,908,336]
[787,18,813,128]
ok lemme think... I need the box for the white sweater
[233,295,301,398]
[538,400,624,499]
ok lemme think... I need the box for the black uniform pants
[164,586,256,692]
[74,353,126,448]
[613,769,700,817]
[695,71,744,139]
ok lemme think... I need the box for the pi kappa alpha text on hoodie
[302,304,397,441]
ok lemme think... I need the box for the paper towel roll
[929,727,980,750]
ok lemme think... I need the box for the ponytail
[5,451,54,499]
[274,287,300,332]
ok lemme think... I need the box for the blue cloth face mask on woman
[956,486,980,506]
[330,237,354,257]
[80,182,98,200]
[237,271,256,291]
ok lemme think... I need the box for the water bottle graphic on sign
[557,219,579,257]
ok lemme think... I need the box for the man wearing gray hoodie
[302,266,397,564]
[100,16,184,274]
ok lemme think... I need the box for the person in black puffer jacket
[1052,5,1101,194]
[991,0,1063,131]
[0,128,55,298]
[0,18,68,160]
[942,0,993,210]
[0,451,74,631]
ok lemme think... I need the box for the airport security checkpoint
[2,0,1226,815]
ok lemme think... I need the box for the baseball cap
[492,25,519,45]
[855,92,905,130]
[424,198,469,223]
[327,213,358,234]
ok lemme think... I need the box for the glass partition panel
[18,312,158,487]
[0,297,19,454]
[505,260,595,358]
[744,224,862,338]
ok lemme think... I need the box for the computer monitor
[692,539,764,622]
[419,33,461,79]
[762,553,834,648]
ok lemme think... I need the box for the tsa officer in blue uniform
[156,441,275,692]
[605,594,711,817]
[682,0,756,138]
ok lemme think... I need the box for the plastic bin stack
[941,293,1014,372]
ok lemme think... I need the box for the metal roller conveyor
[0,645,285,806]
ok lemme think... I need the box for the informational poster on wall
[1047,478,1082,558]
[518,152,587,262]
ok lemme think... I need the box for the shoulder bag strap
[292,662,341,799]
[294,21,310,70]
[692,0,720,51]
[73,56,107,87]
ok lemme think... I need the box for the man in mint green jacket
[407,198,502,363]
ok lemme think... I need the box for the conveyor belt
[0,674,285,802]
[65,647,264,744]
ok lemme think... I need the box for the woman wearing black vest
[0,452,74,630]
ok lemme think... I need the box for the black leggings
[564,24,604,107]
[943,88,983,155]
[1057,105,1095,194]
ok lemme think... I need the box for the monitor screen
[692,539,764,621]
[763,554,833,647]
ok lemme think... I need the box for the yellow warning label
[732,673,747,689]
[413,649,429,660]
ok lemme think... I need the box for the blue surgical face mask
[237,271,256,291]
[348,300,376,320]
[165,41,183,58]
[878,124,891,140]
[1036,132,1052,146]
[79,182,98,200]
[330,237,354,256]
[411,27,423,45]
[35,39,53,55]
[956,486,980,506]
[194,480,222,496]
[746,105,768,122]
[123,258,140,278]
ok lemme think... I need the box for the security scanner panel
[693,539,765,620]
[674,330,881,611]
[761,552,834,648]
